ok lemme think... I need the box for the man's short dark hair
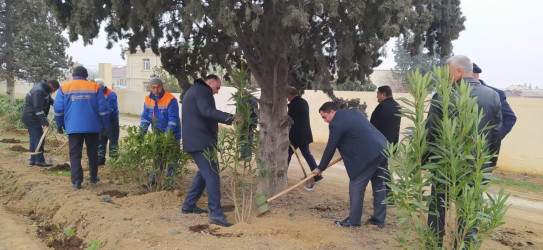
[286,86,298,96]
[377,85,392,97]
[319,102,338,113]
[46,80,60,89]
[204,74,220,81]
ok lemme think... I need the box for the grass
[492,179,543,193]
[50,171,71,177]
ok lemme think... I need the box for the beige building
[125,49,162,91]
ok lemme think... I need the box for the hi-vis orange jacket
[140,90,181,140]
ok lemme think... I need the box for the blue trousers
[182,151,224,218]
[287,143,318,170]
[348,155,387,226]
[98,117,120,162]
[23,122,46,164]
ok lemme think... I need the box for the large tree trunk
[252,55,290,197]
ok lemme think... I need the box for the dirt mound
[99,190,128,198]
[49,163,70,171]
[0,138,21,143]
[8,145,27,152]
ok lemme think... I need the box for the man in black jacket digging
[286,86,321,190]
[21,79,59,167]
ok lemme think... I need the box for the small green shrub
[0,95,25,129]
[110,125,191,191]
[87,238,102,250]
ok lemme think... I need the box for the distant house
[125,49,162,91]
[112,66,127,90]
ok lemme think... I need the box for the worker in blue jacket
[140,77,181,140]
[54,66,109,190]
[95,78,120,165]
[140,77,181,183]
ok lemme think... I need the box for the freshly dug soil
[8,145,27,152]
[0,138,21,143]
[99,190,128,198]
[48,163,70,171]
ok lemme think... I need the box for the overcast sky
[66,0,543,89]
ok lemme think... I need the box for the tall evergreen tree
[0,0,72,99]
[45,0,464,195]
[392,37,445,90]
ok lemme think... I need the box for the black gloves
[57,126,64,134]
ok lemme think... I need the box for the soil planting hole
[8,145,27,152]
[189,224,210,233]
[0,138,21,143]
[99,190,128,198]
[48,163,70,171]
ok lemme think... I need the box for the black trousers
[69,133,99,184]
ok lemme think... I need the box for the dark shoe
[314,175,323,182]
[209,216,232,227]
[367,217,384,228]
[29,161,36,166]
[181,206,208,214]
[334,217,350,224]
[35,162,53,167]
[98,161,106,166]
[335,217,360,227]
[72,181,82,190]
[89,176,101,184]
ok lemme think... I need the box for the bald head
[446,55,474,82]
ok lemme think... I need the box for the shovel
[255,157,343,216]
[24,117,54,156]
[289,144,315,188]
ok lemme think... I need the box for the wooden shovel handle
[32,116,54,154]
[289,144,308,177]
[266,157,342,203]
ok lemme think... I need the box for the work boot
[209,216,232,227]
[89,176,101,184]
[366,217,384,228]
[72,181,82,190]
[35,162,53,167]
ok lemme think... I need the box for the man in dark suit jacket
[313,102,388,228]
[286,86,320,189]
[370,85,401,144]
[370,85,401,196]
[473,63,517,167]
[181,75,234,227]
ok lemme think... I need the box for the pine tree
[45,0,464,195]
[0,0,72,99]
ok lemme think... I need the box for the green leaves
[387,66,509,249]
[110,125,191,192]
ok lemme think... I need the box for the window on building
[142,59,150,71]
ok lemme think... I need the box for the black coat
[288,96,313,147]
[370,97,401,144]
[21,81,53,126]
[182,79,232,153]
[317,109,388,179]
[480,79,516,139]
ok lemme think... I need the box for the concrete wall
[8,83,542,175]
[98,63,112,85]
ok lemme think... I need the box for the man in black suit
[286,86,320,190]
[473,63,516,168]
[370,85,401,195]
[313,102,388,228]
[181,75,234,227]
